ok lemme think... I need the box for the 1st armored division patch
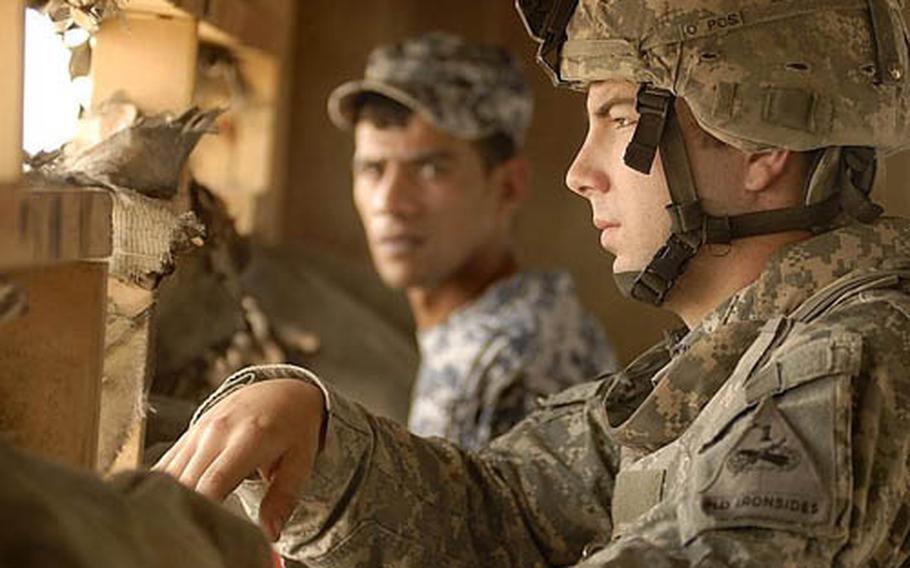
[699,397,830,526]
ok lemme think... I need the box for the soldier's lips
[594,218,619,231]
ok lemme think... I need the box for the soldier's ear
[492,156,531,218]
[743,150,792,193]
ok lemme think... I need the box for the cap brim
[327,79,437,131]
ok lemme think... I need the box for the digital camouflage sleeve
[229,372,620,567]
[217,220,910,567]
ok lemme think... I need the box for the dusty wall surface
[280,1,682,368]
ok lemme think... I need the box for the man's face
[353,115,505,289]
[566,81,673,275]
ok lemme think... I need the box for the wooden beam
[91,13,198,113]
[123,0,204,19]
[202,0,285,56]
[122,0,287,56]
[0,187,112,271]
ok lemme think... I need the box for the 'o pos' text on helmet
[517,0,910,306]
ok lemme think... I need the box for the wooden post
[0,0,27,266]
[0,0,24,186]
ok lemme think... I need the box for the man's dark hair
[351,92,517,171]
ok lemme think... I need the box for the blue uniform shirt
[408,271,617,450]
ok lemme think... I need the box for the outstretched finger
[258,444,314,541]
[178,425,231,490]
[155,434,198,480]
[151,435,185,472]
[194,427,281,502]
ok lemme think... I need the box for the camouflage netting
[27,102,222,289]
[26,0,121,33]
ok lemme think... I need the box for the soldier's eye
[613,117,637,129]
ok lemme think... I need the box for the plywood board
[0,262,108,468]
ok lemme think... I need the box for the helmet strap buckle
[624,84,675,174]
[628,233,700,306]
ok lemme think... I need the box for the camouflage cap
[328,32,534,146]
[518,0,910,156]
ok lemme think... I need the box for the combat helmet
[517,0,910,306]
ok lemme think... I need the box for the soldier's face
[566,81,673,274]
[353,116,506,289]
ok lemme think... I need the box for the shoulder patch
[698,397,830,526]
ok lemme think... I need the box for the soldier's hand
[154,379,325,541]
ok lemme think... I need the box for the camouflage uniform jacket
[220,218,910,567]
[408,270,616,450]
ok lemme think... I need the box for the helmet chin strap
[613,85,706,306]
[613,85,881,307]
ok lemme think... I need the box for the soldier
[327,32,615,449]
[157,1,910,566]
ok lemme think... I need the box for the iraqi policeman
[328,32,615,450]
